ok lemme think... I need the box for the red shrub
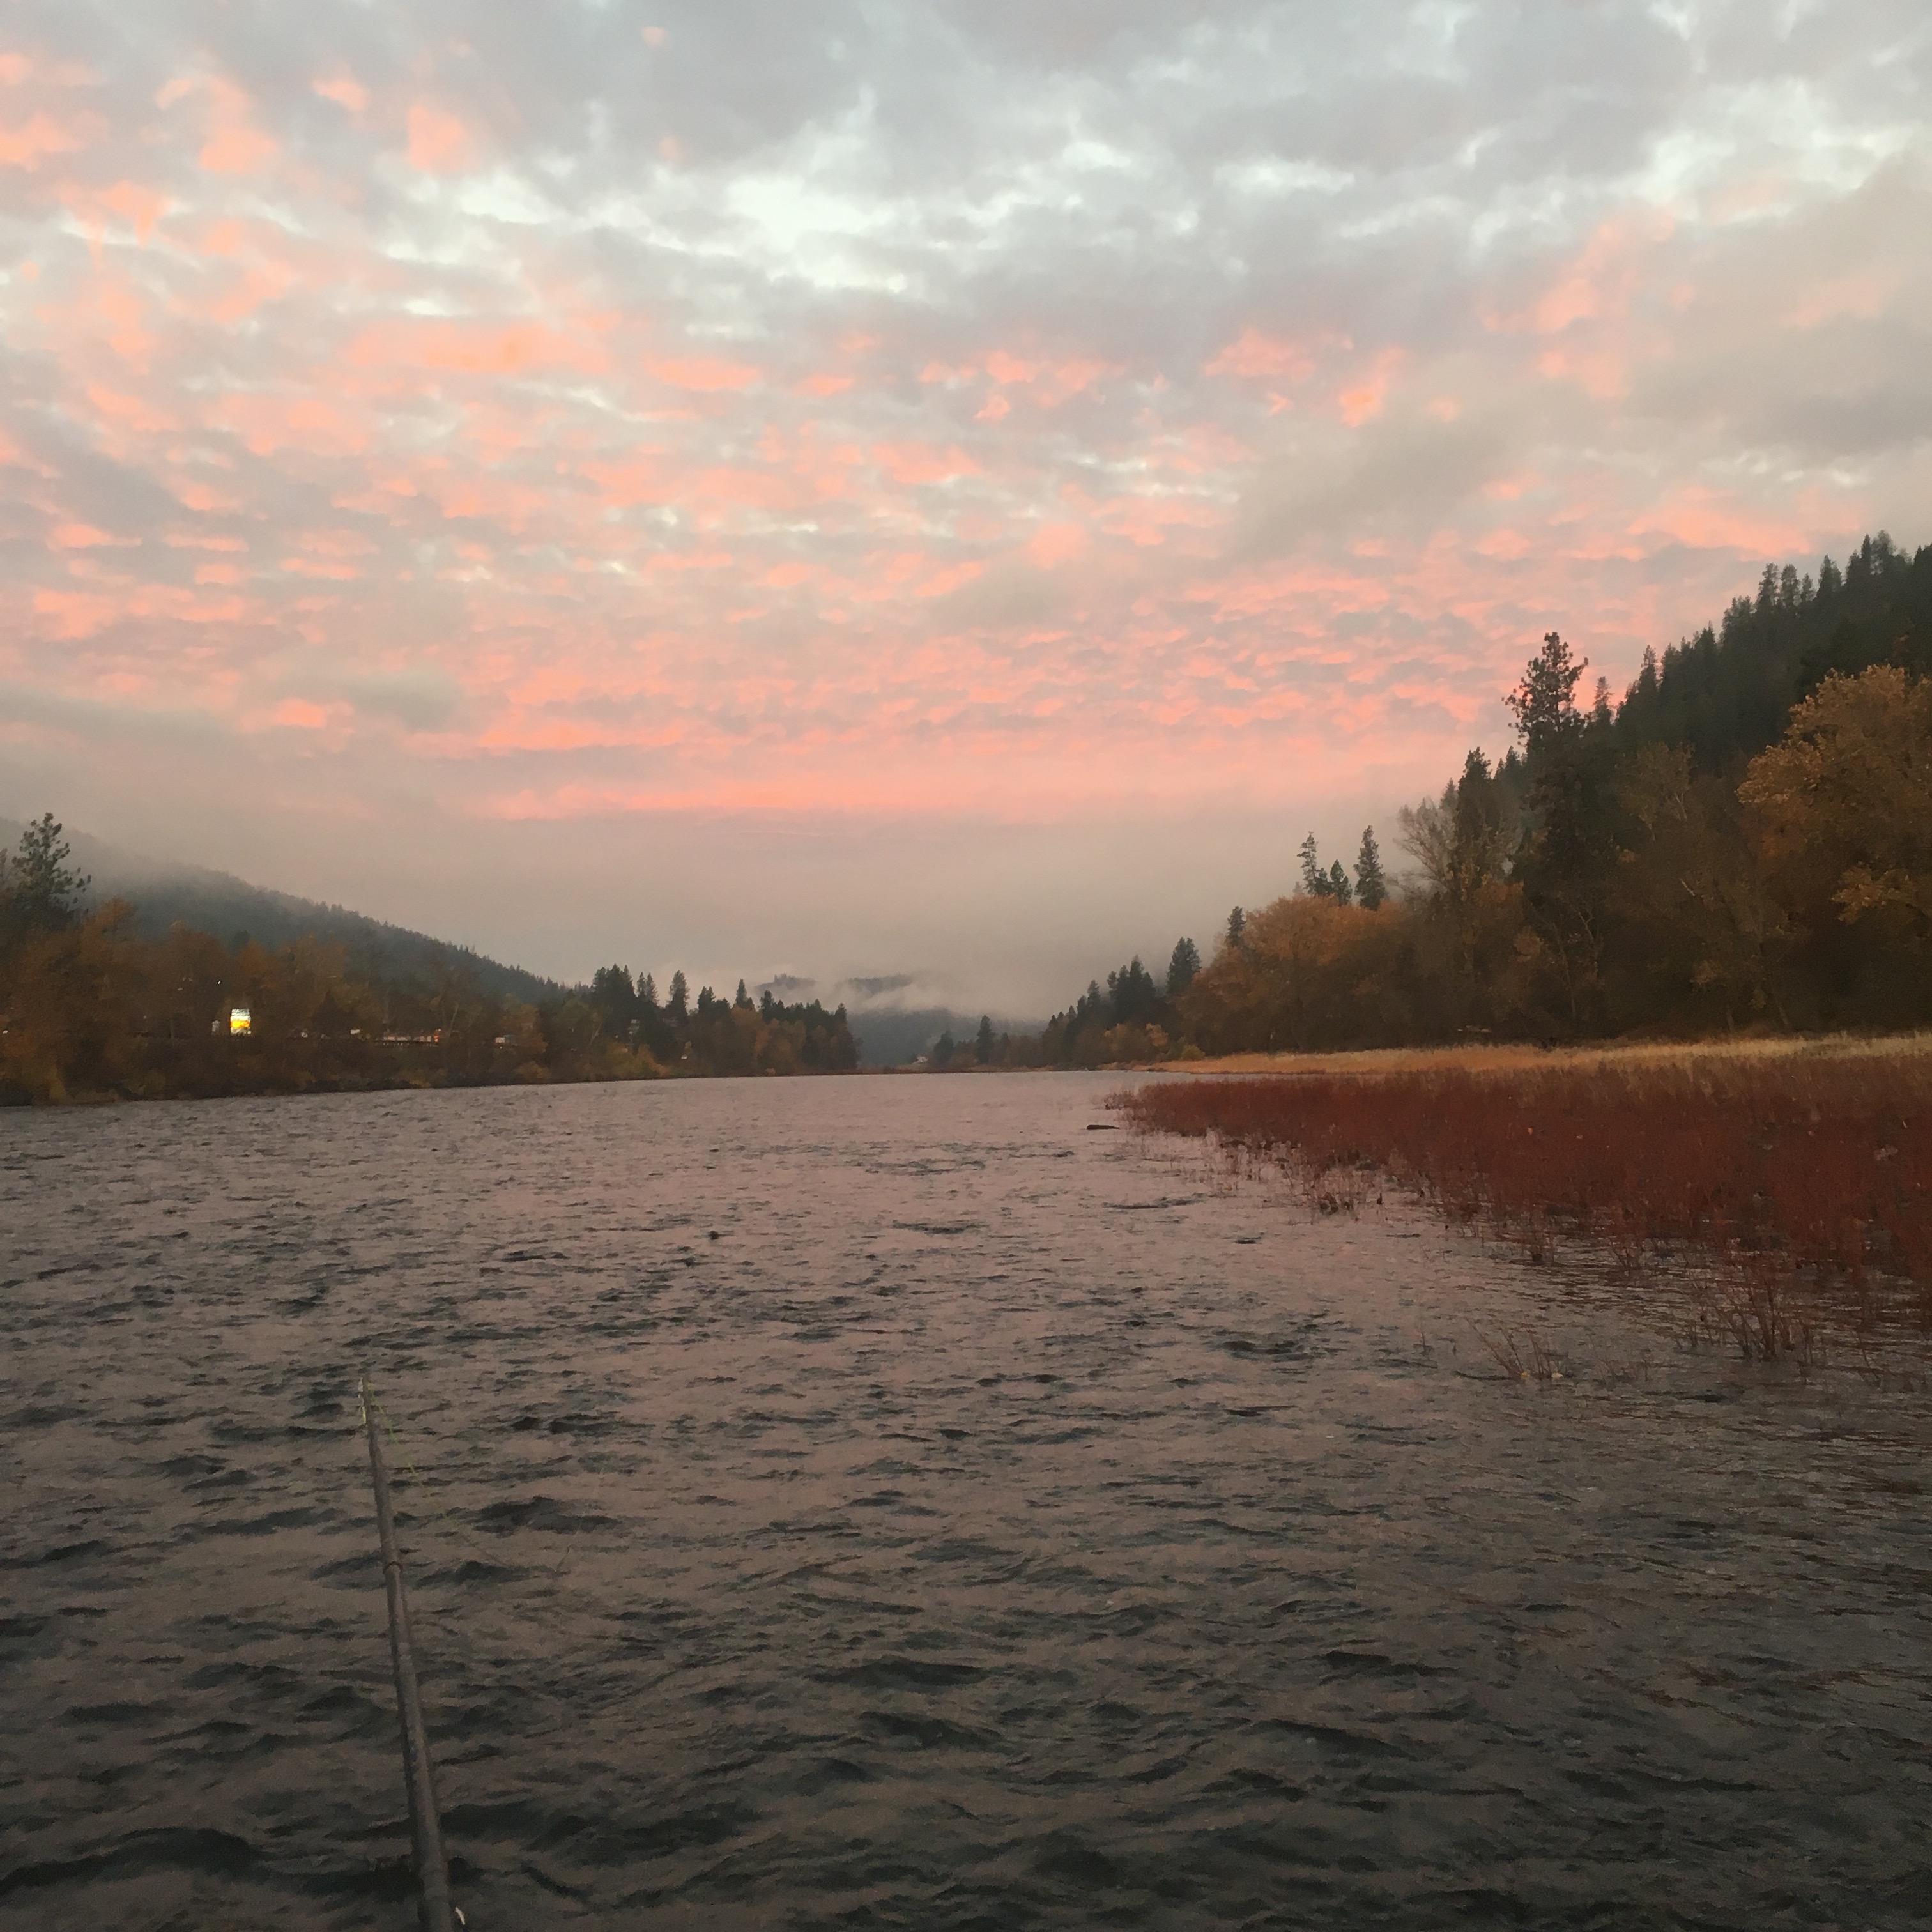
[1117,1050,1932,1292]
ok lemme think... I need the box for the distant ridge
[0,816,562,1006]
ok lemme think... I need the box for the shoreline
[1119,1029,1932,1080]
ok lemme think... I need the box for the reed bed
[1116,1038,1932,1363]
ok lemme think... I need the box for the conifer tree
[976,1013,995,1062]
[1327,859,1353,905]
[1504,632,1588,756]
[1354,827,1386,910]
[1298,832,1328,896]
[1,814,89,947]
[1167,936,1200,997]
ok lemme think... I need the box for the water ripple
[3,1075,1929,1928]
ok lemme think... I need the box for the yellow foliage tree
[1740,666,1932,940]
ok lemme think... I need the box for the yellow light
[229,1006,252,1036]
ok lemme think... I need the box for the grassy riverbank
[1116,1033,1932,1359]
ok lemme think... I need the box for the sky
[2,1,1928,1012]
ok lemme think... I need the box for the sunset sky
[3,2,1928,1009]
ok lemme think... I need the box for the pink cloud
[1627,489,1806,556]
[213,394,369,457]
[1029,523,1088,569]
[3,25,1911,863]
[50,523,134,549]
[1337,350,1404,426]
[0,112,86,170]
[873,443,977,486]
[1206,328,1326,383]
[86,384,176,434]
[407,102,472,173]
[647,355,762,392]
[33,589,121,638]
[350,319,610,379]
[314,73,369,116]
[198,78,277,174]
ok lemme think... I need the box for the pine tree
[1354,827,1386,910]
[1298,832,1329,896]
[1167,936,1200,997]
[976,1014,995,1062]
[1226,906,1245,948]
[3,813,89,942]
[1327,859,1353,905]
[1504,632,1588,757]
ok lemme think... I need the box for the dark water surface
[3,1075,1929,1929]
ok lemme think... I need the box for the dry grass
[1115,1034,1932,1365]
[1155,1031,1932,1080]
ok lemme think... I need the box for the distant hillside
[754,974,1040,1068]
[0,816,562,1006]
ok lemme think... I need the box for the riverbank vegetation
[1036,532,1931,1064]
[0,821,856,1103]
[1117,1036,1932,1364]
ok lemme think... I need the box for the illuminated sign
[229,1006,252,1036]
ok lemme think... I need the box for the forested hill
[1008,530,1932,1062]
[0,816,560,1008]
[1614,532,1932,771]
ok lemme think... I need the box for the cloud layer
[3,1,1928,999]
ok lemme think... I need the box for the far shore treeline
[944,530,1931,1068]
[4,532,1928,1103]
[0,845,857,1103]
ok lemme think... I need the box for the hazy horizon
[4,2,1926,1011]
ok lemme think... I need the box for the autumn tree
[1607,744,1792,1029]
[1740,666,1932,981]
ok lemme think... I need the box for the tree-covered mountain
[1027,533,1932,1059]
[0,822,860,1101]
[0,817,560,1008]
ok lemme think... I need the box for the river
[3,1074,1928,1927]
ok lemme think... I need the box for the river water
[3,1074,1929,1929]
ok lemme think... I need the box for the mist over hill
[757,972,1040,1068]
[1,816,1040,1066]
[1,816,562,1008]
